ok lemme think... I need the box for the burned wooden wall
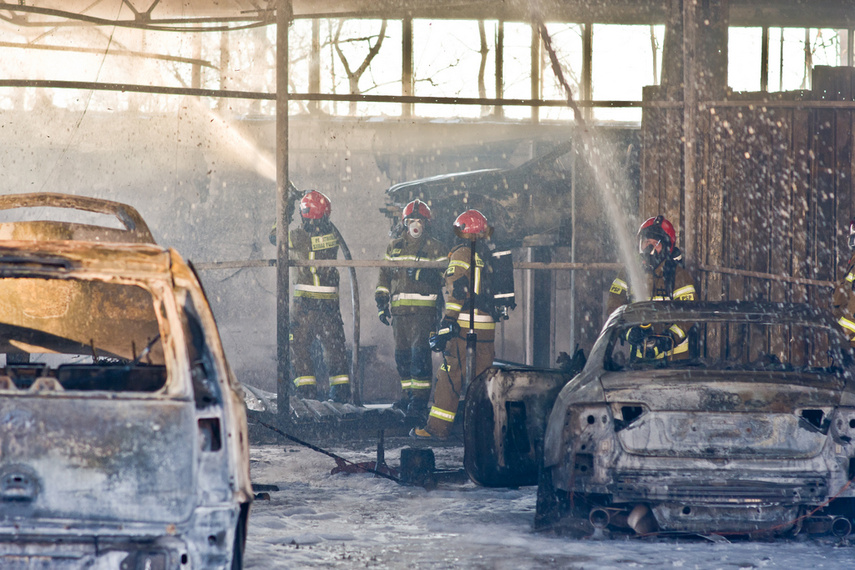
[642,66,855,305]
[642,66,855,363]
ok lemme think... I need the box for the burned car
[0,193,252,568]
[532,300,855,537]
[383,142,575,248]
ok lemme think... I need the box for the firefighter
[375,199,447,418]
[289,190,351,403]
[831,218,855,346]
[411,209,499,441]
[607,215,697,360]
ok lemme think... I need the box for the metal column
[276,0,292,415]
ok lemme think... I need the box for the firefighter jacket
[426,239,499,438]
[375,233,446,315]
[289,225,340,300]
[832,252,855,344]
[607,251,697,358]
[444,241,498,331]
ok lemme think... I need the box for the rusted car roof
[0,192,154,243]
[606,299,840,328]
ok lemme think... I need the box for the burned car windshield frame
[601,301,855,377]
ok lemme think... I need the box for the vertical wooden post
[192,33,202,91]
[582,22,593,123]
[402,17,413,118]
[532,248,553,368]
[495,21,504,119]
[531,23,540,124]
[849,29,854,67]
[682,0,697,261]
[761,26,769,92]
[276,0,292,416]
[524,248,533,365]
[779,28,785,91]
[804,28,812,89]
[309,19,320,114]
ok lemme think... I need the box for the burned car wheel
[534,461,565,530]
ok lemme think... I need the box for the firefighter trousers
[290,297,350,399]
[393,310,435,402]
[426,328,495,437]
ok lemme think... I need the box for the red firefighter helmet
[402,199,431,221]
[637,215,676,254]
[299,190,332,220]
[453,209,492,240]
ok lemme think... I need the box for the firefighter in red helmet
[375,199,447,418]
[411,209,507,440]
[607,215,697,360]
[289,190,351,402]
[831,218,855,347]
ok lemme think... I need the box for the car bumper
[0,504,241,569]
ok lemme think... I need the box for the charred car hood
[599,369,845,411]
[386,168,503,197]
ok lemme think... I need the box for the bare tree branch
[478,20,489,116]
[333,19,387,114]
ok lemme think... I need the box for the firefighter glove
[376,293,391,326]
[644,335,673,359]
[407,267,419,280]
[429,316,460,352]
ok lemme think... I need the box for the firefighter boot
[407,396,429,422]
[409,427,447,441]
[392,391,411,412]
[329,383,351,404]
[295,384,317,400]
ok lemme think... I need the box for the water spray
[532,8,650,300]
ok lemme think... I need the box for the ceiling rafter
[2,1,854,29]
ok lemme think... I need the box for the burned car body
[0,194,252,568]
[383,142,575,248]
[535,301,855,537]
[464,366,576,488]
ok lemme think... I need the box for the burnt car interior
[0,277,167,393]
[608,320,853,377]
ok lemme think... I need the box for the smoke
[184,98,277,182]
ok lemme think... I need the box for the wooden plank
[768,104,795,357]
[768,106,793,303]
[664,105,683,230]
[728,104,748,294]
[812,66,837,287]
[706,105,725,302]
[723,105,746,359]
[790,100,812,364]
[834,69,854,283]
[640,85,662,221]
[743,102,770,356]
[701,104,723,358]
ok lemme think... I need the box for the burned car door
[173,259,252,564]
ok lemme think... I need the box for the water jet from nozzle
[533,11,649,301]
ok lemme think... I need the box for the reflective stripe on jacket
[444,243,496,330]
[375,233,446,315]
[289,226,340,296]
